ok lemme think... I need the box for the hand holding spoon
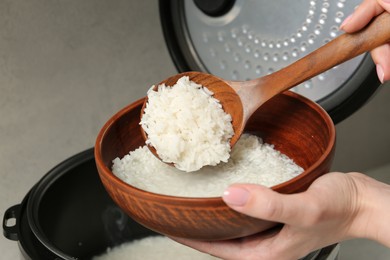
[141,12,390,165]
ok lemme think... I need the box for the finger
[379,0,390,13]
[341,0,384,32]
[171,228,282,260]
[371,43,390,83]
[222,184,320,226]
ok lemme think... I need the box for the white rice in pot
[93,236,219,260]
[140,76,234,172]
[112,134,303,197]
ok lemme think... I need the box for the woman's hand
[340,0,390,83]
[173,172,390,260]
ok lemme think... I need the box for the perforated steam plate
[159,0,381,123]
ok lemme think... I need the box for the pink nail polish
[223,187,250,206]
[376,64,384,84]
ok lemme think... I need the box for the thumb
[222,184,318,226]
[340,0,389,33]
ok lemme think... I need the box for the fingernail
[223,187,250,206]
[376,64,385,84]
[340,14,353,30]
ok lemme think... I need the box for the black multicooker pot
[3,149,157,260]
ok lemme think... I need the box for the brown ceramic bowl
[95,91,336,241]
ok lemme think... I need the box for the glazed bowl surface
[95,91,336,240]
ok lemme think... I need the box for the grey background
[1,1,389,259]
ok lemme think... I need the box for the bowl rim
[95,91,336,200]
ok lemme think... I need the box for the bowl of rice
[95,90,336,241]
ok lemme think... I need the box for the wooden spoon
[141,12,390,162]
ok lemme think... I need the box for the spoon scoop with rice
[141,12,390,170]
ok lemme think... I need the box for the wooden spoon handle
[262,12,390,99]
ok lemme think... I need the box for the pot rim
[26,148,95,260]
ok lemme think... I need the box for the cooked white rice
[140,76,234,172]
[93,236,219,260]
[112,134,303,197]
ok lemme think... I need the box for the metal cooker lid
[159,0,381,123]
